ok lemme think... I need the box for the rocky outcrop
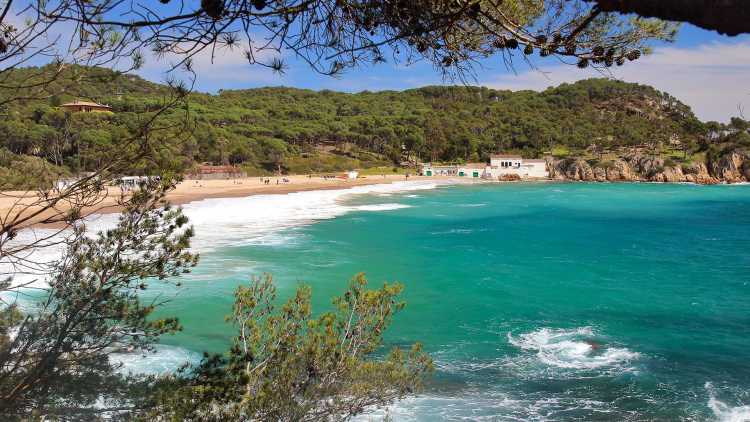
[546,149,748,184]
[649,166,680,182]
[625,154,664,179]
[592,166,607,181]
[498,173,521,181]
[682,162,718,184]
[709,150,749,183]
[605,159,637,181]
[549,158,594,181]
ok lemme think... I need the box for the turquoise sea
[132,182,750,420]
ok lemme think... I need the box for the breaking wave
[112,344,202,376]
[355,391,617,421]
[353,203,412,212]
[1,180,451,379]
[706,382,750,422]
[507,327,640,371]
[3,180,446,288]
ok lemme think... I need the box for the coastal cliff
[547,150,749,184]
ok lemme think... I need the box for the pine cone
[626,50,641,61]
[201,0,224,19]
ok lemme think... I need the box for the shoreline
[0,174,447,230]
[2,176,745,231]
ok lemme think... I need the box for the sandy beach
[0,174,439,229]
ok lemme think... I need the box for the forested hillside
[2,64,746,189]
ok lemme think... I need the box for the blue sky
[135,22,750,123]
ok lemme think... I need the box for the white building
[418,163,484,178]
[486,155,548,179]
[419,155,548,180]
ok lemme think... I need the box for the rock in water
[710,150,748,183]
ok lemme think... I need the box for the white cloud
[481,41,750,122]
[136,42,285,91]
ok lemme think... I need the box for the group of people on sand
[259,177,291,185]
[189,172,416,189]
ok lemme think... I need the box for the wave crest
[507,327,640,371]
[706,382,750,422]
[112,344,202,376]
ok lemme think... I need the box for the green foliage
[0,180,198,419]
[0,148,69,190]
[730,117,749,132]
[149,273,432,421]
[704,130,750,165]
[0,181,430,420]
[283,151,390,175]
[551,145,571,158]
[0,66,710,189]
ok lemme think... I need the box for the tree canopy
[0,0,685,105]
[0,65,712,187]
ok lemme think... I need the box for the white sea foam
[355,391,616,421]
[429,228,477,235]
[706,383,750,422]
[1,180,449,375]
[507,327,639,371]
[112,344,202,376]
[175,180,439,252]
[2,180,446,289]
[1,214,121,289]
[353,203,411,212]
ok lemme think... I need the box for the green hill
[0,64,730,188]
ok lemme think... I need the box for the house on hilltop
[60,100,113,113]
